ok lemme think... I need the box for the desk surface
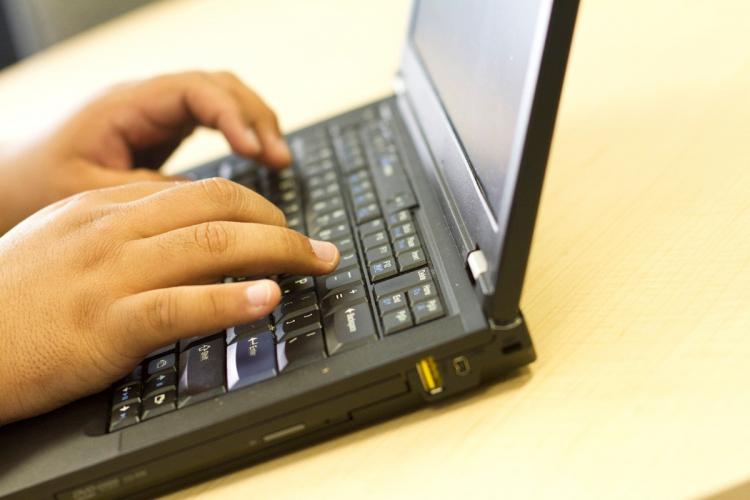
[2,1,750,499]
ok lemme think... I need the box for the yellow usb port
[416,356,444,395]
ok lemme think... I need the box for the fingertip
[244,279,281,313]
[309,239,340,271]
[258,133,292,169]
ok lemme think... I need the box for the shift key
[324,302,377,355]
[178,336,226,408]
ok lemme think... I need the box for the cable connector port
[452,356,471,376]
[416,356,443,395]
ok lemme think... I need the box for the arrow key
[141,389,176,421]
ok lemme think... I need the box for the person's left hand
[0,71,291,234]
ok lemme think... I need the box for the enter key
[323,302,377,355]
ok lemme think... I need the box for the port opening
[452,356,471,376]
[501,342,523,355]
[416,356,444,395]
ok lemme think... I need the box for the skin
[0,72,339,425]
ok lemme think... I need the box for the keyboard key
[141,390,176,421]
[178,337,226,407]
[310,196,343,215]
[280,276,315,296]
[349,179,373,196]
[366,244,392,264]
[382,308,413,335]
[179,335,213,353]
[109,403,140,432]
[119,365,142,385]
[276,308,322,341]
[143,371,177,398]
[358,218,385,237]
[362,231,389,250]
[397,248,426,272]
[347,170,369,185]
[370,257,398,282]
[277,330,326,372]
[227,332,277,391]
[336,251,358,271]
[307,169,337,188]
[373,267,432,299]
[389,222,415,240]
[352,191,376,208]
[355,203,380,224]
[408,282,438,304]
[386,210,411,227]
[321,284,367,312]
[393,235,421,256]
[312,209,347,231]
[333,236,355,254]
[385,192,418,213]
[112,382,140,409]
[146,352,176,377]
[316,223,350,242]
[323,268,362,293]
[378,292,407,315]
[226,318,273,344]
[273,291,317,324]
[411,298,445,324]
[323,302,377,355]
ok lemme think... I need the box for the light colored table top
[2,1,750,498]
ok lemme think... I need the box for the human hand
[0,178,338,425]
[0,71,290,234]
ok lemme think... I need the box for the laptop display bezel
[397,0,579,322]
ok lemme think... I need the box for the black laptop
[0,1,579,498]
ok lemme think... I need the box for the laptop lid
[397,0,579,324]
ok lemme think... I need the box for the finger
[209,71,291,168]
[128,222,339,289]
[121,177,286,237]
[113,279,280,355]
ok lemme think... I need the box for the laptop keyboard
[108,103,446,432]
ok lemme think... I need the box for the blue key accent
[227,332,277,391]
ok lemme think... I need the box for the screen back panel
[398,0,579,321]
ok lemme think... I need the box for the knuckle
[146,291,178,332]
[193,221,233,255]
[207,289,223,319]
[198,177,240,206]
[279,227,308,258]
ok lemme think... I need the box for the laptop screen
[412,0,552,221]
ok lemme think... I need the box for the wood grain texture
[1,1,749,498]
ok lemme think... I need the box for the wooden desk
[2,1,749,498]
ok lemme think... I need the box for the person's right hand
[0,178,339,425]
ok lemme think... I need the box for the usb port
[416,356,443,395]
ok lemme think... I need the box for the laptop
[0,1,579,498]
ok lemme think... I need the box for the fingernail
[246,281,272,308]
[245,129,261,153]
[309,239,338,265]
